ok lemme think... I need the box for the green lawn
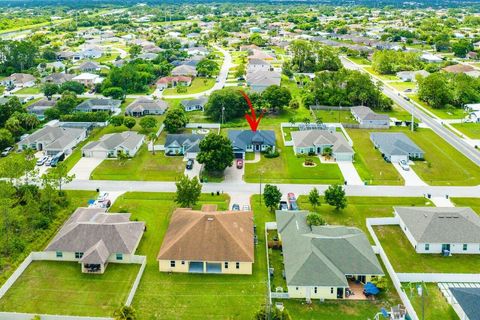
[409,94,467,120]
[451,123,480,139]
[379,103,416,121]
[314,109,357,124]
[94,52,120,63]
[346,129,404,185]
[364,67,399,81]
[348,56,371,65]
[109,192,269,319]
[407,283,459,320]
[375,225,480,273]
[120,97,135,112]
[388,81,417,92]
[451,198,480,215]
[0,261,139,317]
[15,86,41,94]
[91,146,185,181]
[163,78,215,96]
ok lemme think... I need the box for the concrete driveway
[184,159,201,179]
[69,157,104,180]
[392,163,427,186]
[228,192,252,211]
[224,162,244,183]
[337,161,363,186]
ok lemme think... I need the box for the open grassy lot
[110,192,269,319]
[346,129,404,185]
[91,146,184,181]
[0,190,97,286]
[314,109,357,124]
[94,52,120,63]
[364,67,399,81]
[375,225,480,273]
[451,198,480,215]
[388,81,417,92]
[347,56,371,65]
[15,86,41,94]
[163,78,215,96]
[379,103,417,121]
[0,261,139,317]
[406,283,459,320]
[408,94,467,120]
[390,127,480,186]
[451,122,480,139]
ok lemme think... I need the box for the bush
[60,111,110,122]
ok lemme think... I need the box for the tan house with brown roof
[157,205,254,275]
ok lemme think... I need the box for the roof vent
[207,217,214,221]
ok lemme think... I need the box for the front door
[442,244,450,252]
[336,288,344,299]
[255,144,260,151]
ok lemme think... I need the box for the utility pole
[259,169,263,206]
[411,102,415,132]
[221,107,225,125]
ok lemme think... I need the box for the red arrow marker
[241,90,264,132]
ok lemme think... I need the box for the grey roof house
[351,106,390,128]
[394,207,480,254]
[17,125,87,156]
[78,61,102,73]
[42,73,75,85]
[450,287,480,320]
[171,64,197,77]
[165,134,204,158]
[125,98,169,117]
[228,130,276,159]
[27,98,57,120]
[276,211,384,300]
[82,131,145,158]
[370,132,424,162]
[246,70,281,92]
[75,98,122,113]
[291,130,354,161]
[45,207,145,274]
[181,97,208,112]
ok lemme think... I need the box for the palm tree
[148,132,157,155]
[113,305,136,320]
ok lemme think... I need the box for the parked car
[45,157,53,166]
[50,152,65,167]
[242,205,250,211]
[232,204,240,211]
[98,192,109,201]
[403,96,410,101]
[236,159,243,169]
[186,159,194,170]
[399,160,410,171]
[1,147,12,157]
[279,201,288,211]
[36,156,48,166]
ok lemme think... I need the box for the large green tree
[324,184,347,210]
[196,133,234,173]
[263,184,282,212]
[163,108,189,133]
[262,85,292,112]
[196,58,219,77]
[205,88,248,122]
[174,175,202,208]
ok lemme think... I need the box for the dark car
[232,204,240,211]
[279,201,288,211]
[186,159,194,170]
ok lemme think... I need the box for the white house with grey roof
[75,98,122,114]
[246,70,281,92]
[449,287,480,320]
[125,98,169,117]
[291,130,354,161]
[82,131,145,158]
[17,125,87,156]
[394,207,480,255]
[45,207,145,274]
[228,130,276,159]
[165,134,204,158]
[181,97,208,112]
[370,132,424,163]
[351,106,390,128]
[276,211,384,300]
[247,58,272,73]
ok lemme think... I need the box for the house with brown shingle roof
[157,205,254,274]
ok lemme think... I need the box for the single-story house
[75,98,121,113]
[137,53,158,61]
[45,207,145,274]
[78,61,102,73]
[394,207,480,254]
[156,76,192,90]
[450,287,480,320]
[396,70,430,82]
[157,205,254,275]
[43,73,75,85]
[228,130,276,159]
[351,106,390,127]
[27,98,57,120]
[181,97,208,112]
[276,211,384,300]
[171,64,197,77]
[17,125,87,156]
[442,64,475,75]
[165,134,204,158]
[291,130,354,161]
[125,98,169,117]
[420,53,443,63]
[186,46,209,56]
[72,73,103,87]
[82,131,145,158]
[247,58,272,73]
[370,132,424,162]
[1,73,36,88]
[246,70,281,92]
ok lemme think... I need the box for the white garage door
[91,151,109,159]
[390,155,407,163]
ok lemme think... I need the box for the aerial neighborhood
[1,1,480,320]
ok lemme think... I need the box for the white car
[36,156,48,166]
[45,157,53,166]
[399,160,410,171]
[242,205,250,211]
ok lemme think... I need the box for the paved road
[341,56,480,167]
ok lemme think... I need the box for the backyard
[451,198,480,214]
[375,225,480,273]
[110,192,267,319]
[163,78,215,96]
[406,283,459,320]
[0,261,139,317]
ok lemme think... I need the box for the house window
[75,252,83,259]
[330,287,334,294]
[56,251,63,258]
[116,253,123,261]
[181,261,185,265]
[463,244,468,251]
[296,287,299,291]
[425,244,430,251]
[170,261,175,267]
[314,287,317,294]
[236,262,240,269]
[224,262,229,269]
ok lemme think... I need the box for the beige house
[157,205,254,275]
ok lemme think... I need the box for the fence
[342,123,389,130]
[397,273,480,283]
[310,105,353,111]
[125,255,147,306]
[271,292,290,299]
[0,312,112,320]
[366,218,419,320]
[265,223,273,304]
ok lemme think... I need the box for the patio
[345,280,369,300]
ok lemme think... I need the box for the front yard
[451,122,480,139]
[90,146,185,181]
[15,86,41,94]
[0,261,139,317]
[375,225,480,273]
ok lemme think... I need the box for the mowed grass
[406,283,459,320]
[364,66,399,81]
[451,122,480,139]
[91,146,185,181]
[0,261,139,317]
[375,225,480,273]
[451,198,480,214]
[409,94,467,120]
[163,78,215,96]
[388,81,417,92]
[110,192,268,320]
[346,129,404,185]
[15,86,41,94]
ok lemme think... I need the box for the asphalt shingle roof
[450,288,480,320]
[228,130,275,152]
[370,132,424,157]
